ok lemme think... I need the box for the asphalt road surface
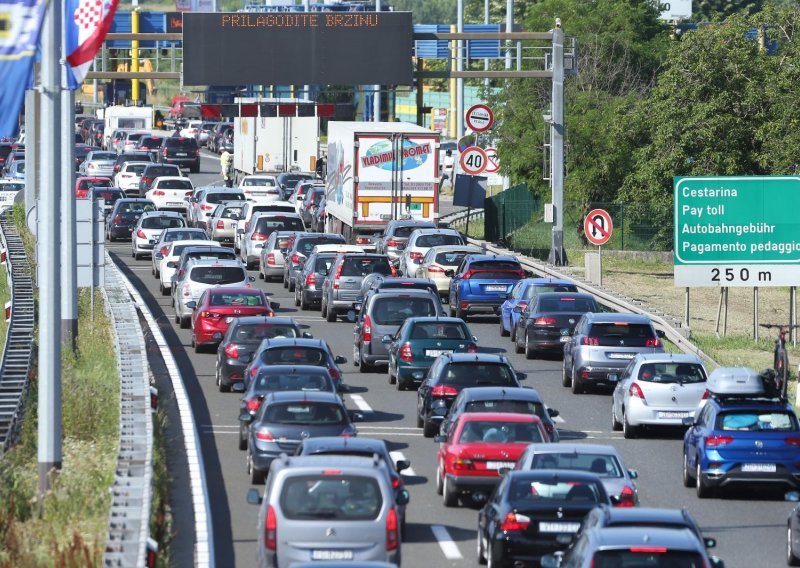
[107,151,790,568]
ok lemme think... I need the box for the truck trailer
[324,121,440,243]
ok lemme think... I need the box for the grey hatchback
[320,253,394,322]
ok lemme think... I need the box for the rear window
[314,256,336,273]
[261,347,327,366]
[126,163,148,174]
[280,174,312,188]
[207,192,245,204]
[79,179,112,190]
[587,322,656,347]
[458,420,544,444]
[145,166,179,177]
[255,204,295,214]
[254,372,333,393]
[242,178,276,187]
[416,234,464,248]
[254,216,305,233]
[208,292,264,306]
[156,179,192,190]
[120,202,156,214]
[468,271,523,280]
[509,479,604,504]
[371,297,438,325]
[471,260,521,270]
[280,475,382,521]
[535,296,597,313]
[189,266,245,285]
[163,229,206,242]
[528,452,623,478]
[126,133,145,142]
[522,284,578,300]
[221,206,243,218]
[142,217,185,229]
[138,138,163,149]
[434,251,470,266]
[93,190,123,203]
[394,224,434,238]
[637,362,706,384]
[465,399,544,418]
[264,402,346,425]
[410,322,468,340]
[717,411,798,432]
[272,236,292,250]
[166,138,198,150]
[591,550,705,568]
[233,324,299,341]
[298,236,345,255]
[443,363,517,387]
[341,257,392,277]
[0,146,12,159]
[186,251,237,262]
[91,152,116,161]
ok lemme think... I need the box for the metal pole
[303,0,310,100]
[373,0,381,122]
[754,287,759,341]
[792,286,797,346]
[24,89,38,233]
[684,287,690,329]
[456,0,464,139]
[449,25,457,139]
[597,245,602,287]
[38,0,63,496]
[501,0,513,191]
[723,287,729,338]
[61,53,78,349]
[547,27,566,265]
[715,287,723,335]
[131,6,140,103]
[484,0,489,88]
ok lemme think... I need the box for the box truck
[324,121,440,242]
[233,110,319,176]
[101,105,153,149]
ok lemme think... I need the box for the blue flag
[0,0,47,138]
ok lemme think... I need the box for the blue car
[682,367,800,498]
[499,278,578,340]
[446,254,528,321]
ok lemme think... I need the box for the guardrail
[0,212,35,454]
[102,254,154,568]
[439,209,719,367]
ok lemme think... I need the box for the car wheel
[788,526,800,566]
[218,376,231,394]
[359,354,374,373]
[477,533,487,565]
[247,451,263,485]
[283,273,289,288]
[510,324,517,343]
[326,305,337,322]
[193,338,203,354]
[500,318,509,337]
[238,424,247,450]
[299,291,309,311]
[562,359,572,387]
[258,267,264,280]
[682,452,695,487]
[151,265,156,276]
[524,332,535,360]
[288,279,295,292]
[514,330,524,354]
[436,466,444,495]
[442,474,458,507]
[132,249,139,260]
[456,307,467,322]
[159,282,169,296]
[623,409,637,438]
[321,298,328,318]
[396,376,407,391]
[174,311,180,324]
[388,364,397,385]
[416,409,424,428]
[696,462,711,498]
[423,416,437,438]
[571,371,583,394]
[487,541,499,568]
[294,290,300,307]
[179,316,190,329]
[611,401,622,431]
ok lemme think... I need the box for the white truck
[324,121,440,242]
[101,105,153,150]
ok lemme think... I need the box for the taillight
[705,435,734,448]
[332,263,343,289]
[265,505,277,551]
[327,366,340,381]
[400,342,412,362]
[500,512,530,532]
[246,398,261,413]
[75,189,88,198]
[291,253,302,265]
[356,237,371,245]
[462,269,476,279]
[152,190,165,196]
[142,176,153,185]
[391,477,401,489]
[195,148,200,156]
[160,246,169,256]
[267,252,277,265]
[363,315,373,342]
[251,232,268,241]
[427,265,445,273]
[466,343,478,353]
[431,384,458,397]
[616,486,636,508]
[452,457,474,471]
[201,204,214,211]
[785,437,800,446]
[386,508,398,551]
[136,229,146,239]
[216,220,224,229]
[701,389,710,400]
[533,316,556,326]
[409,251,423,262]
[305,273,316,286]
[182,283,190,297]
[386,238,402,247]
[161,148,168,156]
[517,301,528,310]
[250,366,259,378]
[582,337,600,345]
[201,311,222,319]
[224,343,240,358]
[629,383,645,401]
[646,338,662,347]
[185,191,193,197]
[256,428,274,442]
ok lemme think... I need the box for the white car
[180,120,203,139]
[0,180,24,210]
[397,228,465,278]
[158,239,220,295]
[233,200,296,252]
[238,174,280,202]
[145,176,195,214]
[172,258,252,328]
[239,211,305,269]
[114,161,150,194]
[150,227,209,277]
[131,211,186,260]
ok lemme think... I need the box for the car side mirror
[302,332,314,339]
[433,435,446,443]
[546,408,560,418]
[239,411,252,422]
[334,355,347,364]
[710,559,725,568]
[349,410,364,422]
[524,270,533,277]
[656,329,666,338]
[231,382,246,393]
[166,261,177,268]
[246,488,262,506]
[269,301,280,310]
[704,537,717,549]
[609,495,620,505]
[395,489,410,506]
[444,269,454,277]
[682,416,695,426]
[346,310,357,322]
[381,335,393,343]
[186,301,197,309]
[249,276,256,282]
[237,228,244,234]
[395,459,410,472]
[512,306,523,314]
[516,372,527,381]
[212,332,223,341]
[628,469,638,479]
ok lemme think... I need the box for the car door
[685,404,713,468]
[449,259,467,301]
[612,360,636,419]
[564,316,586,370]
[501,281,522,329]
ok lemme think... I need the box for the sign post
[584,208,613,286]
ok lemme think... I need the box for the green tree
[695,0,764,21]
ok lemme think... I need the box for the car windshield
[434,251,471,266]
[410,322,468,340]
[458,420,544,444]
[280,475,382,521]
[416,234,464,248]
[298,236,344,255]
[233,324,298,341]
[637,362,706,384]
[163,229,206,242]
[522,284,578,300]
[157,179,192,190]
[341,257,392,277]
[591,550,705,568]
[509,479,604,503]
[264,402,346,425]
[718,411,798,431]
[443,363,517,387]
[208,292,264,306]
[261,347,326,365]
[587,322,656,347]
[535,296,597,313]
[207,192,245,204]
[189,266,245,285]
[141,217,184,229]
[372,297,437,326]
[253,372,332,393]
[465,399,545,418]
[529,452,623,478]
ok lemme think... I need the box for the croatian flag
[65,0,119,87]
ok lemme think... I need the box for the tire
[258,268,264,280]
[159,283,169,296]
[442,474,458,507]
[174,311,180,324]
[477,532,487,565]
[179,316,190,329]
[682,452,695,488]
[238,425,247,450]
[514,331,524,354]
[248,452,263,485]
[562,359,572,387]
[283,274,289,288]
[396,377,407,391]
[288,278,295,293]
[423,416,437,438]
[456,307,467,322]
[500,319,509,337]
[300,291,309,311]
[571,372,583,394]
[622,409,638,439]
[788,526,800,566]
[194,340,203,354]
[436,466,444,495]
[326,305,337,322]
[611,401,622,431]
[696,462,710,498]
[218,376,231,394]
[510,324,517,344]
[487,542,499,568]
[359,356,375,373]
[524,332,535,360]
[294,291,300,307]
[321,299,328,319]
[416,410,424,428]
[388,364,397,385]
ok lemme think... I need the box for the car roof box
[706,367,764,396]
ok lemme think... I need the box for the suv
[447,254,528,321]
[294,246,365,311]
[352,288,445,373]
[172,258,252,328]
[234,201,297,252]
[159,136,200,173]
[106,198,156,241]
[283,233,346,291]
[320,253,394,323]
[145,177,194,214]
[246,454,407,567]
[190,188,246,229]
[562,312,665,394]
[377,219,437,261]
[240,212,305,269]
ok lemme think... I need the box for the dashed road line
[431,525,463,560]
[348,394,373,412]
[389,451,417,476]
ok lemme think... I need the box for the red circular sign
[465,104,494,132]
[584,209,613,246]
[459,147,488,175]
[484,147,500,173]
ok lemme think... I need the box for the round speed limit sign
[459,146,488,175]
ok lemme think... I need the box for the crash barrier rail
[102,254,154,567]
[439,209,718,368]
[0,212,35,455]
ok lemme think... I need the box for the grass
[0,265,8,353]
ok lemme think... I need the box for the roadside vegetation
[0,265,9,353]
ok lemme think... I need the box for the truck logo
[361,139,431,171]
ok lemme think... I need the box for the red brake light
[265,505,277,551]
[153,190,165,196]
[363,315,373,343]
[267,252,277,265]
[201,311,222,319]
[201,204,214,211]
[616,485,636,507]
[629,383,645,401]
[246,398,261,412]
[400,342,413,362]
[185,190,194,196]
[533,316,556,326]
[409,251,423,262]
[582,337,600,346]
[356,237,371,245]
[216,220,225,229]
[251,232,268,241]
[305,273,316,286]
[224,343,240,359]
[160,246,169,256]
[646,338,661,347]
[291,253,302,265]
[386,508,398,551]
[705,435,734,448]
[467,343,478,353]
[75,189,88,198]
[332,263,343,289]
[391,477,401,489]
[432,384,458,397]
[500,512,530,532]
[629,547,668,554]
[136,229,146,239]
[785,437,800,446]
[462,269,476,279]
[701,389,710,400]
[386,238,402,247]
[428,265,445,273]
[327,366,340,380]
[161,148,168,156]
[517,300,528,310]
[256,428,274,441]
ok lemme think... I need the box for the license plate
[176,152,188,157]
[657,411,691,419]
[426,349,453,357]
[167,202,184,206]
[486,285,507,292]
[539,522,581,533]
[608,352,635,359]
[559,336,570,342]
[486,461,515,470]
[311,550,353,561]
[742,463,776,473]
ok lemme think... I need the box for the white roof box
[707,367,764,396]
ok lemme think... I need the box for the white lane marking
[389,451,417,476]
[431,525,463,560]
[348,394,373,412]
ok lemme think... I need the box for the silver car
[258,230,296,281]
[191,188,246,230]
[172,258,252,328]
[234,201,296,252]
[397,228,464,279]
[515,443,639,507]
[611,353,709,438]
[320,253,394,322]
[79,150,117,177]
[414,245,483,298]
[562,312,666,394]
[247,454,407,568]
[131,211,186,260]
[240,211,304,270]
[206,200,246,244]
[376,219,437,261]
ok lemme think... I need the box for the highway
[108,151,790,568]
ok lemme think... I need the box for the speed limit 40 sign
[459,147,488,175]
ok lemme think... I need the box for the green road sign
[674,176,800,287]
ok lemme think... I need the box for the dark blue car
[446,254,527,321]
[499,278,578,340]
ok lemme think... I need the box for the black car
[135,136,166,161]
[0,143,13,170]
[294,250,340,310]
[242,391,360,484]
[242,337,347,392]
[159,137,200,173]
[513,292,600,359]
[105,198,157,241]
[74,144,98,172]
[209,123,233,154]
[113,151,155,180]
[238,365,338,449]
[416,353,524,437]
[216,316,312,392]
[276,172,314,201]
[440,386,561,442]
[283,232,346,291]
[477,470,611,567]
[138,163,183,195]
[88,187,126,219]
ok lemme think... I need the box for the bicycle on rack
[759,324,800,399]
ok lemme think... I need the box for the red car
[75,176,113,198]
[189,288,276,353]
[434,412,550,507]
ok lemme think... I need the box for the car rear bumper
[108,225,134,238]
[396,362,432,382]
[458,299,503,313]
[701,466,800,489]
[302,288,323,303]
[162,157,199,168]
[626,400,697,426]
[218,359,246,386]
[575,362,628,384]
[448,473,501,494]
